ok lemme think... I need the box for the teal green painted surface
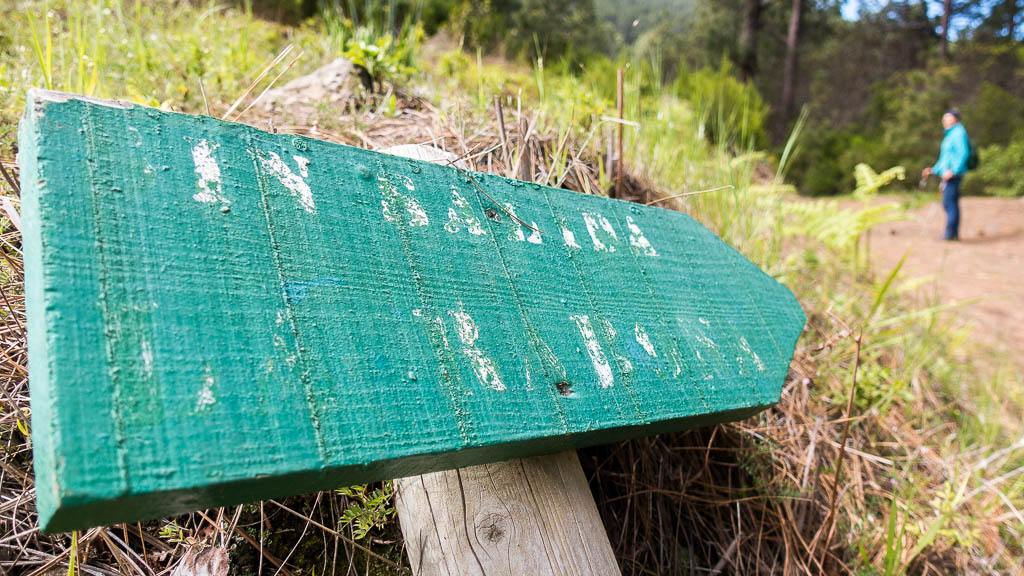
[20,89,805,533]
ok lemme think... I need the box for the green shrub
[672,59,769,151]
[962,82,1024,148]
[342,23,423,90]
[975,141,1024,197]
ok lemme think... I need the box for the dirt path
[869,196,1024,368]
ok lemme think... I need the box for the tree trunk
[941,0,952,61]
[780,0,803,125]
[738,0,761,83]
[1009,0,1019,41]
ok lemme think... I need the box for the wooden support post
[384,146,620,576]
[395,452,620,576]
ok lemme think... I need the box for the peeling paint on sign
[504,203,542,244]
[572,314,614,388]
[626,216,657,256]
[450,310,505,391]
[635,324,657,358]
[445,187,485,235]
[189,139,228,205]
[252,149,315,213]
[379,174,429,226]
[583,211,618,252]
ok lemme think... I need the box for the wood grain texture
[20,90,805,533]
[395,452,620,576]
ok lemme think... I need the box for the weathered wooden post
[19,90,804,575]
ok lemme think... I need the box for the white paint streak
[434,317,451,350]
[196,372,216,412]
[626,216,657,256]
[504,203,542,244]
[189,139,229,205]
[450,310,505,391]
[127,126,142,147]
[293,155,310,178]
[561,225,580,249]
[635,324,657,357]
[668,347,683,378]
[572,314,614,388]
[583,212,617,252]
[379,175,429,226]
[141,339,153,379]
[739,337,766,372]
[445,188,485,235]
[616,354,634,375]
[696,333,718,351]
[255,150,315,213]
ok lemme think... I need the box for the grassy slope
[0,1,1022,574]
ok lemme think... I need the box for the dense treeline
[256,0,1022,196]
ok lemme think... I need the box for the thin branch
[645,185,735,206]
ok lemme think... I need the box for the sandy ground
[868,195,1024,368]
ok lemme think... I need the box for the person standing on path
[922,110,971,241]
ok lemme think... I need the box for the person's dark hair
[946,108,961,120]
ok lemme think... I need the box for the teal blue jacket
[932,123,970,176]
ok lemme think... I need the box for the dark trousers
[942,176,962,240]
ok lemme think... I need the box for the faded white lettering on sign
[379,175,429,226]
[140,338,153,379]
[450,310,505,391]
[561,225,580,249]
[738,336,766,373]
[504,203,542,244]
[583,212,618,252]
[572,314,614,388]
[635,324,657,358]
[626,216,657,256]
[189,139,229,205]
[127,126,142,147]
[445,188,485,235]
[252,149,315,213]
[294,155,310,178]
[196,371,216,412]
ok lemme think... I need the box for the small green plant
[343,23,422,93]
[337,482,395,539]
[157,522,188,544]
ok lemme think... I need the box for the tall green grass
[0,0,338,154]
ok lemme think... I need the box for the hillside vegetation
[0,1,1022,574]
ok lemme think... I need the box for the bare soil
[869,195,1024,367]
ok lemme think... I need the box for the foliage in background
[975,140,1024,197]
[673,60,769,151]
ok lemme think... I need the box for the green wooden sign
[20,89,804,533]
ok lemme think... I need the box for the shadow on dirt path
[869,196,1024,368]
